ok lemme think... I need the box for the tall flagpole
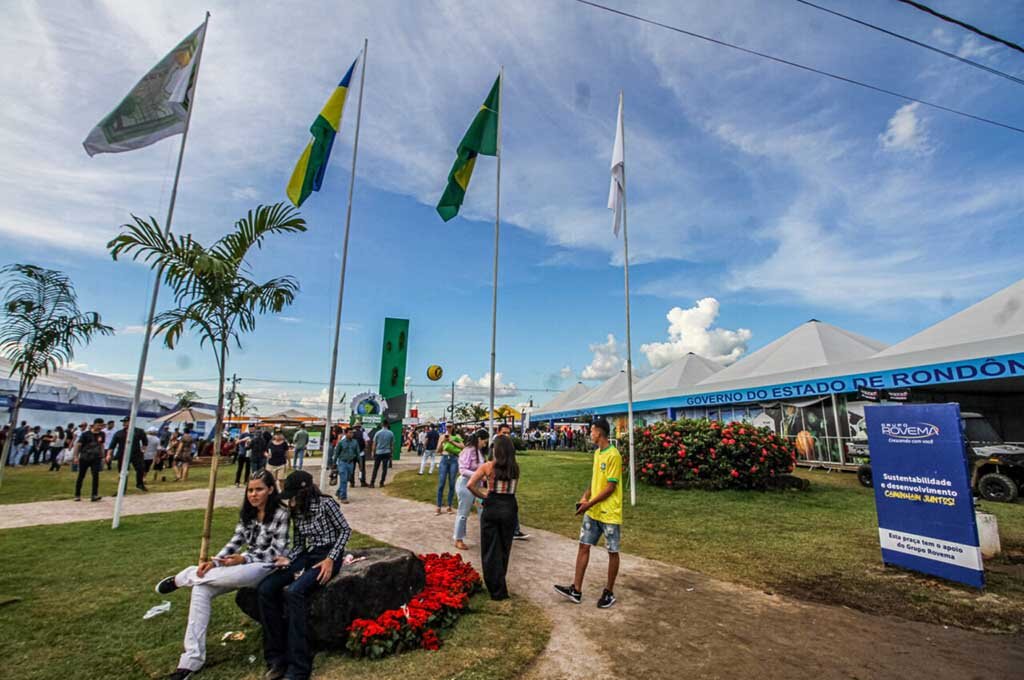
[619,91,637,507]
[319,38,369,491]
[488,67,504,443]
[112,12,210,529]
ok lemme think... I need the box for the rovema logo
[880,422,940,439]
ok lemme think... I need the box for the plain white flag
[608,95,625,236]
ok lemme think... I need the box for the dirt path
[2,460,1021,679]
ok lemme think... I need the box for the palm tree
[0,265,113,486]
[109,203,306,559]
[227,390,257,418]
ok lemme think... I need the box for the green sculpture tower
[378,317,409,460]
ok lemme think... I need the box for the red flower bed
[636,418,798,490]
[346,552,481,658]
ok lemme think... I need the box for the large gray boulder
[236,547,426,649]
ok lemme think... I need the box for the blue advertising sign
[864,403,984,588]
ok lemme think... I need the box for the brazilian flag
[287,57,358,208]
[437,75,500,222]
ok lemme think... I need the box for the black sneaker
[166,670,195,680]
[597,588,616,609]
[553,584,582,604]
[90,496,103,502]
[137,485,149,493]
[73,496,81,502]
[513,530,530,540]
[155,576,178,595]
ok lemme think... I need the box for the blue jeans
[257,550,339,680]
[436,455,458,508]
[453,475,479,541]
[293,447,306,469]
[335,460,353,500]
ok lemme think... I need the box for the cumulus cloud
[559,365,572,379]
[455,372,519,398]
[640,298,751,368]
[580,334,623,380]
[878,103,931,155]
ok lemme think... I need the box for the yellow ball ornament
[426,365,444,381]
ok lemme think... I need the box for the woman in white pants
[154,469,290,680]
[454,430,487,551]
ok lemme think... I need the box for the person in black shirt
[106,416,149,492]
[74,418,107,501]
[266,430,290,490]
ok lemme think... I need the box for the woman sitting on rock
[154,469,290,680]
[258,470,351,680]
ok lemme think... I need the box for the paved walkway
[2,460,1021,679]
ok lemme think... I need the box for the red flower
[691,467,699,474]
[730,469,739,478]
[657,470,664,476]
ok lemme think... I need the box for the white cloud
[641,298,751,368]
[455,372,519,398]
[278,316,302,324]
[559,365,572,379]
[118,324,147,334]
[231,186,261,201]
[580,334,623,380]
[878,103,931,155]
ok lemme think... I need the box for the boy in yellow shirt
[554,418,621,608]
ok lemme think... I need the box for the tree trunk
[198,340,228,561]
[0,393,23,488]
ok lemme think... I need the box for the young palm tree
[0,265,114,486]
[109,202,306,559]
[174,389,200,410]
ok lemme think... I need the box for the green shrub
[635,418,797,490]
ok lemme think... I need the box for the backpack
[78,433,103,463]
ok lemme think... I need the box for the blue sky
[2,0,1022,417]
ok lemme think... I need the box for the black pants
[257,549,338,680]
[75,458,102,498]
[480,493,517,600]
[370,453,391,485]
[48,448,62,471]
[234,456,251,485]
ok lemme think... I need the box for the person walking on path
[154,469,290,680]
[369,421,394,487]
[142,426,159,476]
[419,425,439,475]
[554,417,622,609]
[106,416,149,492]
[435,427,462,515]
[266,430,290,490]
[333,427,359,503]
[454,429,487,550]
[47,426,66,471]
[467,434,520,600]
[257,470,351,680]
[292,425,309,470]
[174,429,194,482]
[249,429,268,474]
[73,418,107,502]
[233,433,250,487]
[352,425,367,487]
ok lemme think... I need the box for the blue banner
[864,403,984,588]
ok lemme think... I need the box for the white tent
[263,408,319,421]
[634,353,723,401]
[875,278,1024,357]
[569,371,636,412]
[533,382,591,417]
[0,357,176,429]
[699,319,888,386]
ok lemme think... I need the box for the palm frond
[210,203,307,264]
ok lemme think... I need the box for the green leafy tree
[0,265,113,486]
[228,390,257,417]
[109,203,306,559]
[454,402,489,422]
[174,389,200,410]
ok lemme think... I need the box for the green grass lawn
[0,461,240,505]
[387,450,1024,633]
[0,508,549,680]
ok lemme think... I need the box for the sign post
[865,403,984,588]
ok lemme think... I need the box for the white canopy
[533,382,592,417]
[875,278,1024,357]
[263,408,319,421]
[634,353,723,401]
[700,319,887,386]
[569,371,636,412]
[0,357,175,415]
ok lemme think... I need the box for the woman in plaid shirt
[154,470,290,680]
[257,470,351,680]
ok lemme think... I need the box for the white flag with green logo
[83,23,205,156]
